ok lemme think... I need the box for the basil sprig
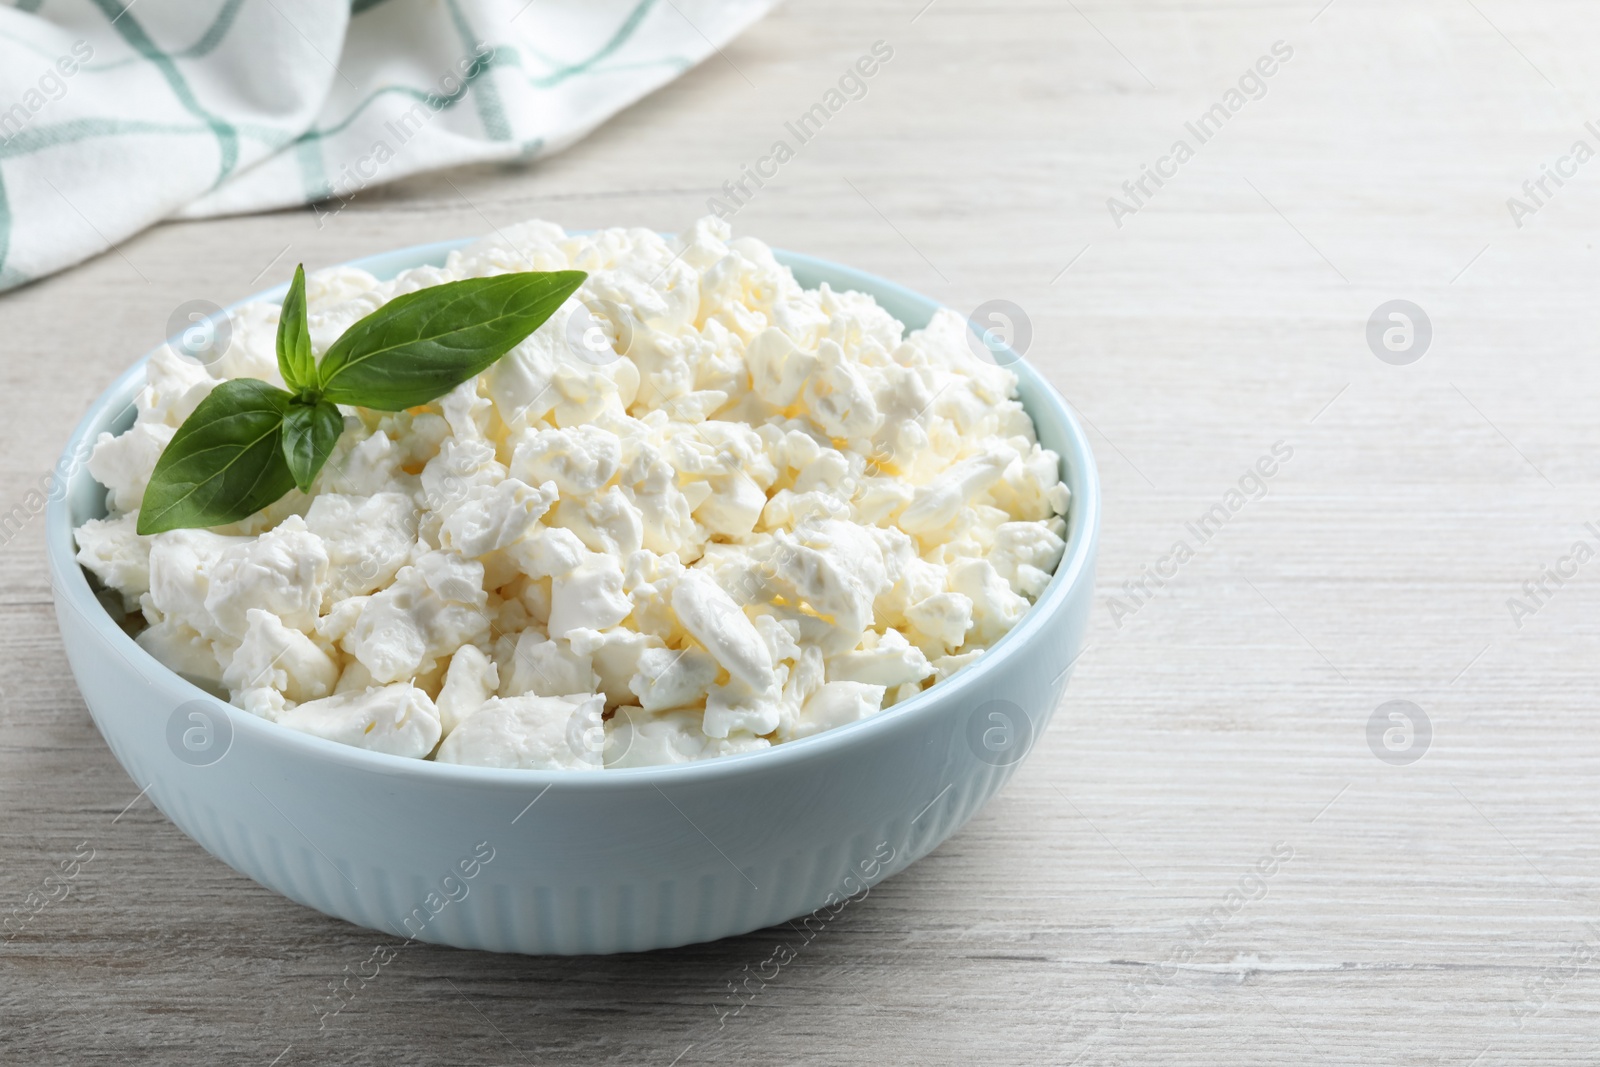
[136,265,586,535]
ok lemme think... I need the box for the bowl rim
[45,237,1101,789]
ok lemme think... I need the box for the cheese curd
[73,218,1070,770]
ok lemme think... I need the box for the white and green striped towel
[0,0,774,291]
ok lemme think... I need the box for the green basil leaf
[281,399,345,493]
[276,263,315,394]
[136,378,296,535]
[316,270,587,411]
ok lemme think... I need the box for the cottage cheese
[74,218,1070,770]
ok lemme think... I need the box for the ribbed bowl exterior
[46,241,1100,955]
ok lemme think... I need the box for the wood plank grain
[4,0,1600,1062]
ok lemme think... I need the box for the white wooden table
[4,0,1598,1062]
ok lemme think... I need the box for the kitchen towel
[0,0,774,291]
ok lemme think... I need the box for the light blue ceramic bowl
[45,240,1100,955]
